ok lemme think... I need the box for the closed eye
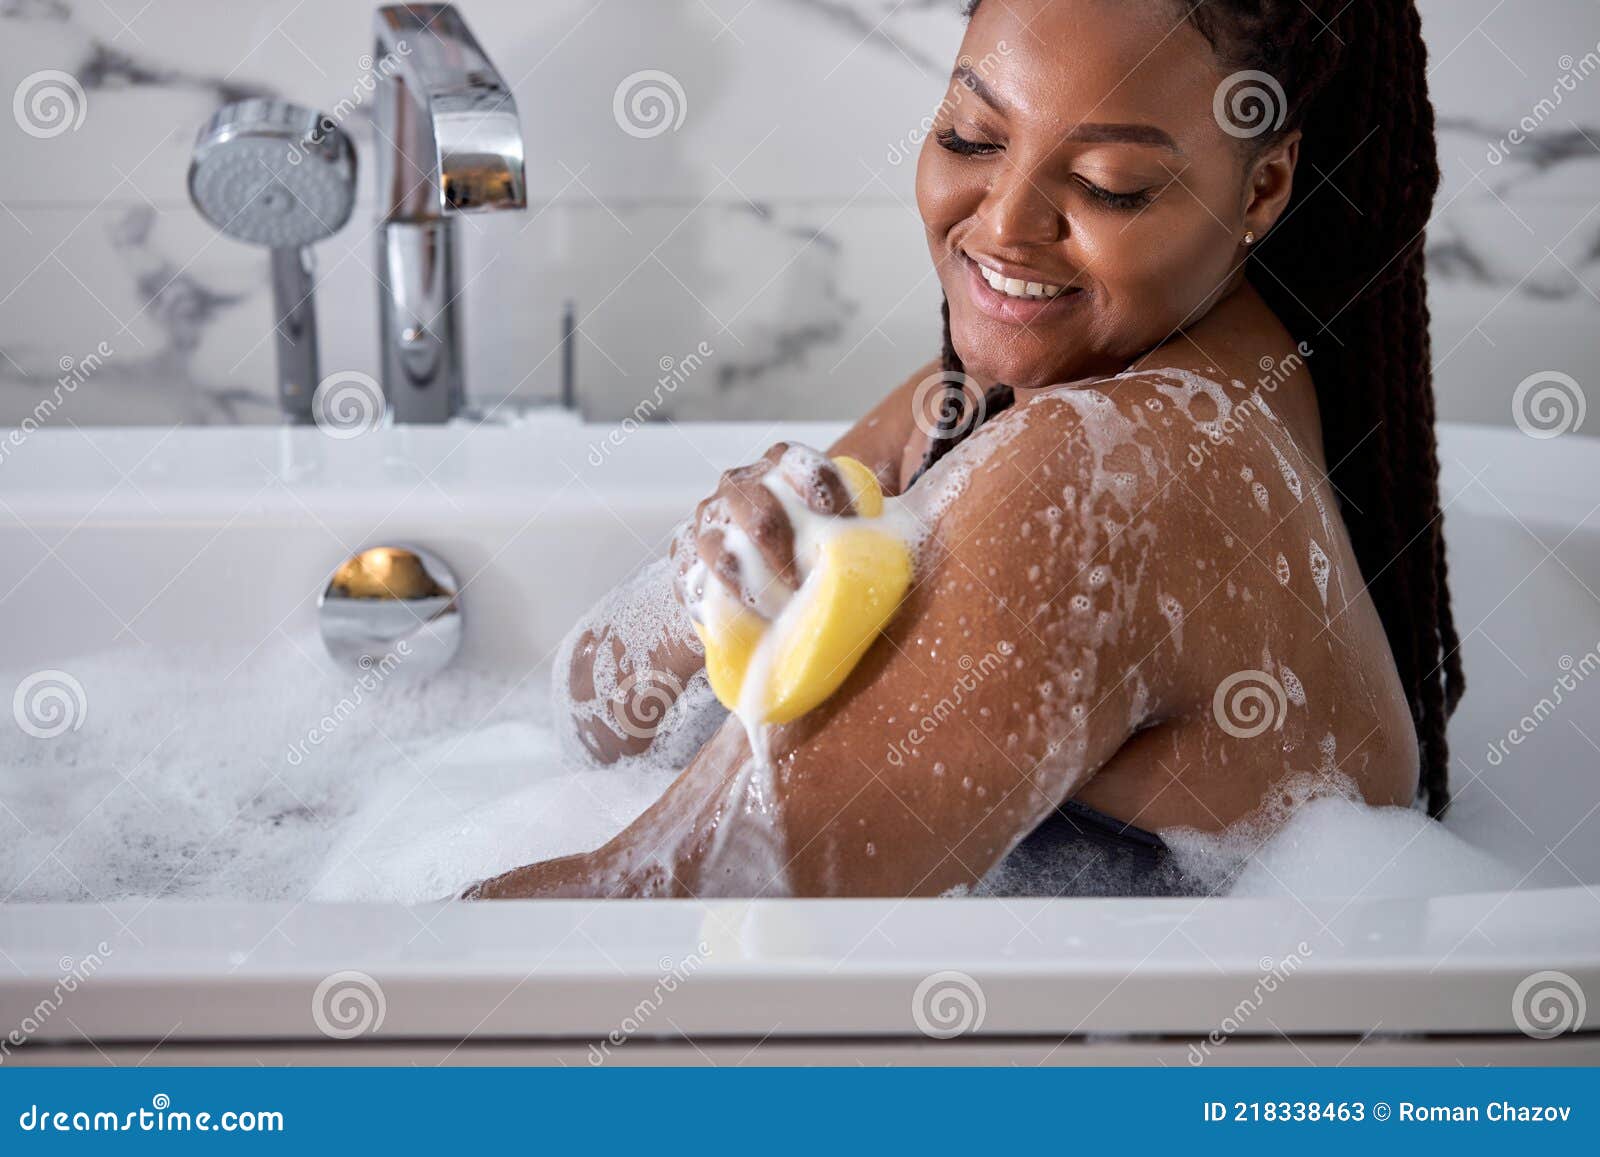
[1078,178,1154,211]
[935,126,1000,156]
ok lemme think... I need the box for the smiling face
[917,0,1298,391]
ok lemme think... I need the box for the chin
[954,331,1066,392]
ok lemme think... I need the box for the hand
[673,443,860,619]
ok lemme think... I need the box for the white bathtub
[0,417,1596,1065]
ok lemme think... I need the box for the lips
[959,251,1084,324]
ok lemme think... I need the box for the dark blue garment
[977,800,1193,897]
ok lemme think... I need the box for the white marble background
[0,0,1595,427]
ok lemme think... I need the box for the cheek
[1076,206,1234,315]
[915,146,973,243]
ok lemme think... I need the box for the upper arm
[768,389,1180,893]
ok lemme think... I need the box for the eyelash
[934,127,1156,213]
[934,126,997,156]
[1079,182,1154,212]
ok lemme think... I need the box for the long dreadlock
[923,0,1463,816]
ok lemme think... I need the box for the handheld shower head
[189,98,356,246]
[189,99,357,421]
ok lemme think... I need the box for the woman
[471,0,1462,898]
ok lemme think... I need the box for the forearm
[464,853,603,898]
[472,723,763,898]
[482,640,1082,901]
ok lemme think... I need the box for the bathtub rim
[2,885,1596,1045]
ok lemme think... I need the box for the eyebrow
[953,65,1185,155]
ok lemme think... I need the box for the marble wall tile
[0,0,1595,430]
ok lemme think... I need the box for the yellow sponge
[694,456,912,726]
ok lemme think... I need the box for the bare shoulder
[904,363,1338,684]
[915,373,1207,547]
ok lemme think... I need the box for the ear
[1242,130,1300,239]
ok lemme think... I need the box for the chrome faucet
[374,4,526,423]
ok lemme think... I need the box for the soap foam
[0,642,674,904]
[555,554,725,772]
[1162,773,1519,899]
[983,771,1520,900]
[0,642,1522,904]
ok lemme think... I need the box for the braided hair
[925,0,1463,816]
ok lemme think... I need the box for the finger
[718,479,799,590]
[769,443,855,516]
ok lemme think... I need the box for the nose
[979,162,1063,247]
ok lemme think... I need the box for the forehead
[960,0,1226,132]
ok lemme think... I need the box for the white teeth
[975,260,1066,300]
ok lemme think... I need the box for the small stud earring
[1243,230,1256,245]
